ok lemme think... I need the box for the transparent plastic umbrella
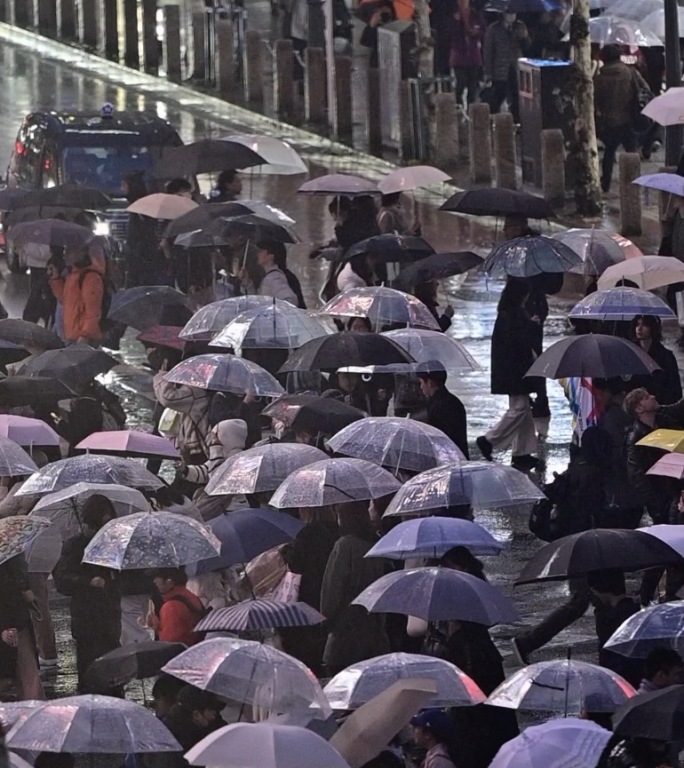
[0,700,43,730]
[17,456,164,496]
[641,8,684,39]
[383,461,546,516]
[633,173,684,197]
[604,600,684,658]
[553,229,628,277]
[606,0,662,20]
[126,192,198,220]
[378,166,451,195]
[569,288,675,322]
[270,458,401,508]
[585,16,664,47]
[324,652,486,710]
[365,517,504,559]
[0,517,52,568]
[487,659,635,714]
[484,236,582,278]
[6,694,180,754]
[298,174,378,196]
[326,417,465,474]
[82,511,221,570]
[179,296,283,341]
[206,443,327,496]
[162,637,332,717]
[0,437,38,476]
[379,329,481,374]
[211,304,334,353]
[164,353,284,397]
[319,287,440,330]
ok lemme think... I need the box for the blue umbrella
[633,173,684,197]
[365,517,504,559]
[604,601,684,658]
[569,287,676,321]
[191,508,305,574]
[484,236,582,278]
[352,567,520,625]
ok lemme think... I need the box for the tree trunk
[569,0,602,215]
[413,0,435,158]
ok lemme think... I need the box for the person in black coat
[415,361,469,459]
[477,278,542,471]
[629,315,682,405]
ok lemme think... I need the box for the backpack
[78,269,125,349]
[166,593,211,642]
[528,469,573,542]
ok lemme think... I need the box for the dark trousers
[75,630,120,694]
[488,66,520,122]
[454,66,480,105]
[600,124,637,191]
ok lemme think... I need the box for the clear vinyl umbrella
[379,329,481,374]
[326,417,465,474]
[179,296,284,341]
[324,652,486,710]
[606,0,663,20]
[0,415,60,447]
[162,637,332,718]
[641,7,684,39]
[553,229,629,277]
[569,288,675,322]
[319,287,440,331]
[585,16,664,47]
[0,517,52,568]
[0,437,38,476]
[604,601,684,658]
[164,354,284,397]
[0,700,43,729]
[484,236,582,278]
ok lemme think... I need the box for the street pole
[324,0,338,139]
[664,0,682,167]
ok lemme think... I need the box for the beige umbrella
[330,678,437,768]
[597,255,684,291]
[127,193,198,220]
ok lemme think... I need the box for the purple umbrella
[0,415,60,447]
[76,430,180,460]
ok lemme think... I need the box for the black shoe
[511,637,530,666]
[512,454,543,472]
[476,436,493,461]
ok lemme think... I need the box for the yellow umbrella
[635,429,684,453]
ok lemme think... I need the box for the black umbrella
[339,235,435,264]
[394,251,483,288]
[279,332,415,373]
[7,219,95,251]
[0,376,75,407]
[164,202,256,238]
[525,334,661,380]
[22,346,118,392]
[262,394,366,434]
[612,684,684,741]
[11,184,112,210]
[0,188,30,211]
[0,320,64,351]
[84,641,186,690]
[516,529,680,585]
[440,188,554,219]
[156,140,266,177]
[206,214,299,244]
[4,205,86,227]
[108,286,193,331]
[484,236,582,278]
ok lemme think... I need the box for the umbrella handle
[241,240,249,269]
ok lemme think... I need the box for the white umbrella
[223,135,307,175]
[127,193,198,220]
[378,166,451,195]
[597,255,684,291]
[643,87,684,126]
[186,723,349,768]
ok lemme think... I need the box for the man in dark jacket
[416,361,470,458]
[482,12,530,122]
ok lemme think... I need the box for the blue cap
[410,709,454,742]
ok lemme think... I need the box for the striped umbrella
[196,598,325,632]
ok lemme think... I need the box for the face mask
[503,13,516,24]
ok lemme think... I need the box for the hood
[213,418,248,456]
[68,240,107,276]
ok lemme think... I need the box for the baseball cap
[410,709,454,742]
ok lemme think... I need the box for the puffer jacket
[153,374,212,463]
[483,20,530,82]
[49,257,104,343]
[183,418,248,485]
[594,61,649,131]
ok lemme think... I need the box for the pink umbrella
[647,453,684,480]
[298,174,379,196]
[0,416,60,447]
[76,431,180,460]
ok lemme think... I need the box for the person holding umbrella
[415,361,469,459]
[209,170,242,203]
[239,240,297,305]
[629,316,682,405]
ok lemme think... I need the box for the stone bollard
[469,102,492,183]
[274,39,295,119]
[98,0,119,60]
[541,129,566,209]
[191,11,206,79]
[619,152,642,236]
[400,80,414,161]
[141,0,158,74]
[433,92,459,167]
[163,4,182,81]
[367,66,381,154]
[304,47,326,124]
[37,0,58,36]
[335,55,353,142]
[59,0,77,38]
[215,16,235,97]
[79,0,98,49]
[492,112,516,189]
[243,29,263,103]
[123,0,140,68]
[13,0,28,27]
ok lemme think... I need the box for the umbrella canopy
[298,174,378,196]
[0,437,38,476]
[0,187,30,210]
[82,511,221,570]
[127,193,198,220]
[487,659,635,714]
[165,200,295,238]
[607,0,662,20]
[0,415,59,447]
[0,376,74,407]
[605,600,684,658]
[612,685,684,741]
[157,139,266,177]
[639,429,684,454]
[484,235,582,278]
[137,325,186,351]
[223,134,307,175]
[586,15,663,46]
[382,328,482,374]
[516,529,681,584]
[327,417,465,473]
[18,455,164,496]
[383,461,546,516]
[319,287,440,330]
[85,640,186,690]
[186,722,348,768]
[211,304,334,353]
[192,508,304,574]
[569,287,675,321]
[440,188,554,219]
[0,517,52,568]
[262,394,366,434]
[21,345,117,390]
[353,567,520,625]
[0,701,44,730]
[164,353,284,397]
[7,219,94,251]
[108,285,192,331]
[647,453,684,479]
[180,296,283,341]
[378,165,451,194]
[279,332,414,373]
[324,652,485,710]
[196,598,325,632]
[598,255,684,290]
[0,319,63,351]
[11,183,112,210]
[640,523,684,559]
[641,7,684,39]
[643,87,684,126]
[554,229,630,277]
[340,234,435,264]
[489,718,612,768]
[394,252,483,288]
[206,443,327,496]
[365,517,504,559]
[206,213,299,245]
[6,694,180,754]
[633,172,684,197]
[270,458,401,508]
[162,637,332,716]
[526,334,661,379]
[76,430,180,460]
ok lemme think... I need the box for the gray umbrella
[7,219,95,252]
[0,319,64,351]
[484,235,582,278]
[0,437,38,476]
[180,296,285,341]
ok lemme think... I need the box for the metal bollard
[469,102,492,183]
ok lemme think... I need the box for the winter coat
[336,262,369,293]
[157,585,205,646]
[154,374,212,463]
[283,521,339,610]
[490,307,541,395]
[0,555,31,632]
[483,19,530,82]
[449,10,485,69]
[183,419,248,485]
[320,534,389,668]
[49,261,104,342]
[630,340,682,405]
[423,385,470,459]
[552,457,606,535]
[244,266,297,305]
[594,61,649,131]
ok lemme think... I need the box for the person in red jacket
[148,568,205,647]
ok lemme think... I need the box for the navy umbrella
[484,236,582,278]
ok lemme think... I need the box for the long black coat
[490,307,541,395]
[630,340,682,405]
[425,386,470,459]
